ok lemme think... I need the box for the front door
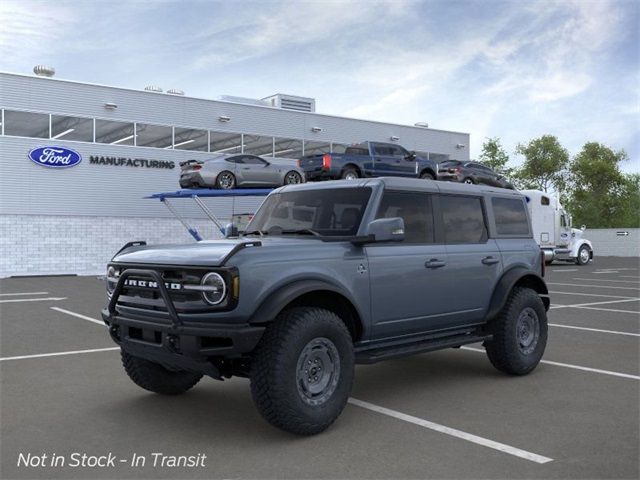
[366,190,453,340]
[237,155,273,185]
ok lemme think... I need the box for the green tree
[566,142,636,228]
[514,135,569,192]
[479,137,512,175]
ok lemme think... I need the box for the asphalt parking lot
[1,257,638,479]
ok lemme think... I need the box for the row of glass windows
[0,109,447,161]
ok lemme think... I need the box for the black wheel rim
[286,172,301,184]
[516,307,540,355]
[218,173,234,189]
[296,337,341,406]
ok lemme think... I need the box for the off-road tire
[121,350,202,395]
[341,167,359,180]
[485,287,547,375]
[576,245,590,265]
[250,307,354,435]
[420,171,435,180]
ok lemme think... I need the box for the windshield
[245,187,372,237]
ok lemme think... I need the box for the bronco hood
[112,239,261,267]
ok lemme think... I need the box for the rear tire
[576,245,591,265]
[216,171,236,189]
[250,307,354,435]
[463,177,474,184]
[341,168,359,180]
[121,350,202,395]
[284,171,303,185]
[485,287,547,375]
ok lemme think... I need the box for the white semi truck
[521,190,594,265]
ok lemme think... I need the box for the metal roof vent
[167,89,185,96]
[33,65,55,77]
[262,94,316,112]
[144,85,163,92]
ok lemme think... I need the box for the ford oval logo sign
[28,146,82,168]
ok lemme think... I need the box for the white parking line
[571,306,639,315]
[547,282,640,291]
[621,275,640,279]
[593,271,620,274]
[550,269,578,273]
[0,297,67,304]
[348,398,553,464]
[461,347,640,380]
[51,307,105,326]
[549,291,637,299]
[0,347,119,362]
[549,323,640,337]
[572,278,640,285]
[0,291,49,296]
[550,298,640,310]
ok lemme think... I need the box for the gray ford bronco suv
[102,177,549,435]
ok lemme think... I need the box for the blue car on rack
[298,141,438,182]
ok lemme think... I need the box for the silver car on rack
[179,154,305,189]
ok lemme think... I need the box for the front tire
[216,171,236,189]
[463,177,475,184]
[420,171,435,180]
[250,307,354,435]
[121,350,202,395]
[485,287,547,375]
[576,245,591,265]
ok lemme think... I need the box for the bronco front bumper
[102,268,264,378]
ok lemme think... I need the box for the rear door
[366,189,452,339]
[439,194,502,325]
[371,143,397,177]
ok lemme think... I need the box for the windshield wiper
[280,228,322,237]
[242,230,267,237]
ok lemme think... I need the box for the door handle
[482,256,500,265]
[242,167,250,170]
[425,259,446,269]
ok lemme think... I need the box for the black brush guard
[105,268,264,379]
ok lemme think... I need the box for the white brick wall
[586,228,640,257]
[0,214,224,277]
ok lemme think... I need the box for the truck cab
[522,190,593,265]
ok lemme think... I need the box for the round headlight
[106,266,119,295]
[201,272,226,305]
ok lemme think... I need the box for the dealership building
[0,69,470,277]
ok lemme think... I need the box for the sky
[1,0,638,172]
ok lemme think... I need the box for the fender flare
[485,267,549,320]
[571,239,593,258]
[248,279,360,325]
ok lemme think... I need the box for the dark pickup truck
[299,141,438,181]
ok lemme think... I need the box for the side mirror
[360,217,405,243]
[224,223,239,238]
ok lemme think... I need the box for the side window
[541,196,550,206]
[226,156,243,164]
[242,155,267,165]
[441,195,487,244]
[390,145,407,157]
[375,191,434,244]
[492,197,530,236]
[373,144,392,156]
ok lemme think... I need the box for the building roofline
[0,71,470,137]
